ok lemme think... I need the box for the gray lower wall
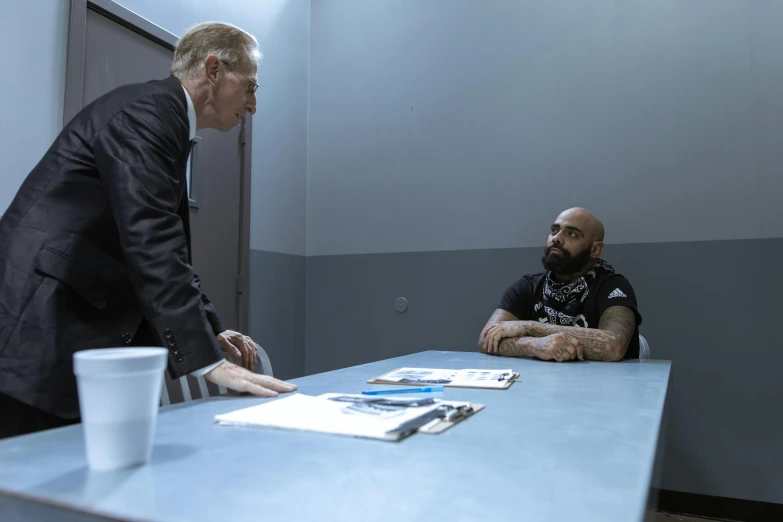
[305,238,783,503]
[248,250,306,380]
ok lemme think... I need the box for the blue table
[0,350,671,521]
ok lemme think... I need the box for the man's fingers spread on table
[240,381,279,397]
[250,373,297,392]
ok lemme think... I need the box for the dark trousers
[0,393,79,440]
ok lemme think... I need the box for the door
[188,126,243,333]
[66,0,251,401]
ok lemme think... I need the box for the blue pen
[361,386,444,395]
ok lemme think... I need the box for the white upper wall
[116,0,309,256]
[307,0,783,256]
[0,0,68,216]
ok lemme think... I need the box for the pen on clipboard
[361,385,444,395]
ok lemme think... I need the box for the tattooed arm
[477,309,518,353]
[478,309,566,360]
[483,306,637,362]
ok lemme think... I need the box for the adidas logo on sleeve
[608,288,627,299]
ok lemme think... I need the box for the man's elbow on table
[581,335,628,362]
[605,341,628,362]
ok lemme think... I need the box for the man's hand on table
[204,361,297,397]
[483,320,584,362]
[482,321,529,352]
[525,333,584,362]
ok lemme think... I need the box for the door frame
[65,0,252,333]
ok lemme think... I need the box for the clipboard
[215,393,483,442]
[367,368,519,390]
[417,403,485,434]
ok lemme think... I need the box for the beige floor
[645,512,727,522]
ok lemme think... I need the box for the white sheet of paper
[378,367,514,388]
[450,369,515,387]
[214,393,445,441]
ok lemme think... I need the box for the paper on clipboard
[367,367,519,389]
[214,393,480,442]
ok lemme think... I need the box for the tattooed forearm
[477,309,520,353]
[573,332,620,361]
[493,337,552,358]
[494,338,528,357]
[518,337,552,358]
[520,306,636,361]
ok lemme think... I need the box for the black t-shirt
[498,270,643,359]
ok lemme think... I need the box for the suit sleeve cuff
[190,359,226,377]
[151,309,223,378]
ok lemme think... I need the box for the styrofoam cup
[73,347,168,471]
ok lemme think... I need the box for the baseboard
[652,489,783,522]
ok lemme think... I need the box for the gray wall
[306,0,783,505]
[308,0,783,255]
[0,0,68,216]
[249,250,306,379]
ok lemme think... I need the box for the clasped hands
[481,321,584,362]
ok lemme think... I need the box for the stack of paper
[368,367,517,389]
[214,393,473,441]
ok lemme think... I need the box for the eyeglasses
[220,60,258,94]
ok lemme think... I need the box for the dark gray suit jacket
[0,76,225,418]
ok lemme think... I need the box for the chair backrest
[161,343,274,406]
[638,334,651,360]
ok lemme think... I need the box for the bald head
[543,208,606,278]
[556,207,605,243]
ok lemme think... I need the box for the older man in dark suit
[0,22,296,439]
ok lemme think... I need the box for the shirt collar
[181,85,197,141]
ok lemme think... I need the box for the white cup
[73,347,168,471]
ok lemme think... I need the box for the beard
[541,245,593,275]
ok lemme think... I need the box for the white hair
[171,22,262,80]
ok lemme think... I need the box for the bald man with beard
[479,208,642,362]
